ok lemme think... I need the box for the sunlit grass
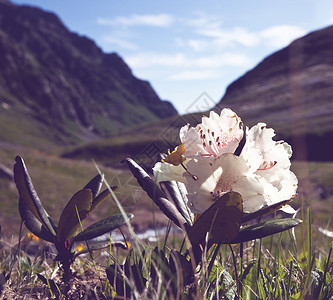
[0,146,332,298]
[0,207,332,299]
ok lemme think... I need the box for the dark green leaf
[188,192,243,245]
[57,189,93,243]
[106,264,129,296]
[124,158,190,230]
[19,200,55,242]
[90,189,111,212]
[73,213,133,242]
[239,262,256,281]
[151,247,171,284]
[229,218,302,244]
[106,261,146,297]
[169,250,194,286]
[160,181,192,224]
[84,174,103,199]
[14,156,56,236]
[242,199,293,223]
[130,264,146,294]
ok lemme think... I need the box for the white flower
[180,109,243,157]
[240,123,298,213]
[153,160,187,183]
[153,109,298,215]
[184,153,266,213]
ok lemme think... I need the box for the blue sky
[12,0,333,114]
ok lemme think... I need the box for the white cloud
[125,52,252,69]
[102,35,138,50]
[188,39,207,52]
[125,53,186,68]
[259,25,306,48]
[198,27,259,47]
[97,13,174,28]
[196,53,253,68]
[187,15,305,49]
[169,69,222,81]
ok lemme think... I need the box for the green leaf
[106,264,130,296]
[169,250,194,286]
[106,258,146,297]
[14,156,56,237]
[19,200,55,242]
[160,181,192,225]
[84,174,104,199]
[90,189,111,212]
[125,158,190,230]
[73,213,133,242]
[242,199,293,223]
[229,218,302,244]
[83,174,114,212]
[188,192,243,245]
[57,189,93,243]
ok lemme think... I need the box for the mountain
[216,25,333,161]
[0,0,177,151]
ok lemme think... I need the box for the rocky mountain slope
[0,0,177,150]
[216,25,333,161]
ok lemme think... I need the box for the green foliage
[13,155,133,288]
[0,153,332,299]
[74,214,134,242]
[188,192,243,245]
[125,157,302,248]
[231,218,302,244]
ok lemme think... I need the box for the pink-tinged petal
[180,108,243,158]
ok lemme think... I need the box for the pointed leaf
[160,181,192,224]
[106,264,136,296]
[169,250,194,286]
[124,158,190,230]
[57,189,93,243]
[84,174,104,199]
[130,264,147,294]
[242,199,293,223]
[19,200,55,242]
[229,218,302,244]
[90,188,113,212]
[188,192,243,245]
[73,213,134,242]
[14,156,56,236]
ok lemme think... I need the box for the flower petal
[180,108,243,158]
[153,161,187,183]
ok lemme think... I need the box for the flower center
[199,128,230,157]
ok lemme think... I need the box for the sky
[12,0,333,114]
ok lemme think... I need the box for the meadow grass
[0,146,332,299]
[0,191,332,299]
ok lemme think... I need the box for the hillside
[215,25,333,161]
[0,0,177,151]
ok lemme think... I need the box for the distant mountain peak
[0,0,177,149]
[215,25,333,161]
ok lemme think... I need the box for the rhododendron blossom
[179,109,243,158]
[153,108,298,214]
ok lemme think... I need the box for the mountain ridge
[0,0,177,150]
[215,25,333,161]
